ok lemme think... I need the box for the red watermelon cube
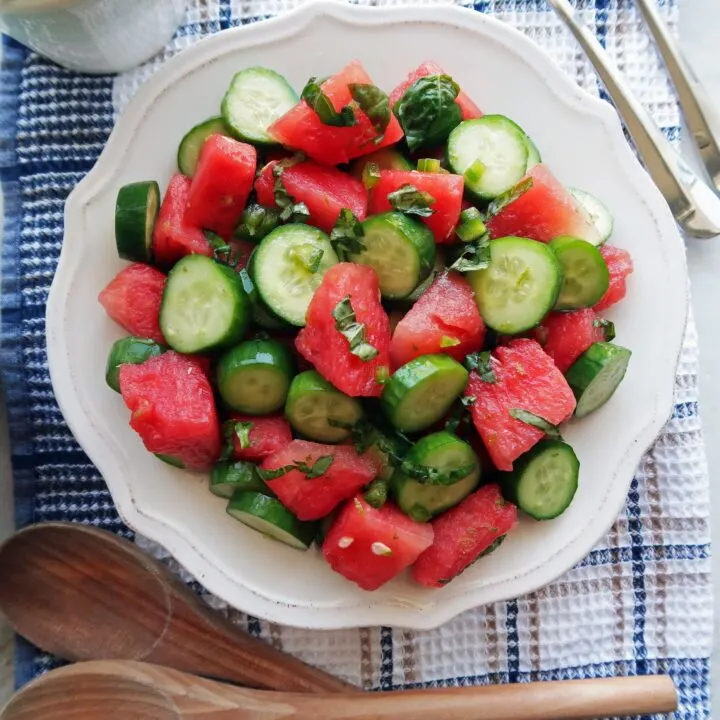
[323,496,434,591]
[152,174,212,266]
[231,414,293,462]
[593,245,634,311]
[263,441,377,521]
[369,169,464,243]
[296,263,391,398]
[390,271,485,369]
[269,61,405,166]
[254,159,367,233]
[534,309,605,373]
[119,352,221,471]
[412,484,517,588]
[185,135,257,239]
[467,339,576,471]
[389,61,483,120]
[486,164,600,244]
[99,263,166,345]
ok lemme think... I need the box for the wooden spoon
[0,660,677,720]
[0,522,352,693]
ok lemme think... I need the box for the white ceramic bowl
[48,1,687,630]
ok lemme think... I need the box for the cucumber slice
[467,236,562,334]
[569,188,614,245]
[160,255,251,354]
[115,181,160,262]
[392,431,480,522]
[105,336,164,393]
[155,453,184,468]
[177,117,229,177]
[210,461,269,499]
[221,67,298,145]
[565,342,631,418]
[351,213,436,299]
[216,338,294,414]
[226,491,317,550]
[501,439,579,520]
[447,116,529,200]
[525,135,542,170]
[250,224,338,326]
[285,370,363,443]
[549,236,610,311]
[382,355,469,433]
[349,147,413,179]
[240,262,292,331]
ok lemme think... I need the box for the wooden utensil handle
[2,661,677,720]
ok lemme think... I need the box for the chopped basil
[387,184,435,217]
[509,408,562,440]
[348,83,391,142]
[330,208,366,260]
[301,77,357,127]
[593,318,616,342]
[234,421,253,450]
[288,243,324,273]
[461,395,476,407]
[465,351,496,383]
[235,203,281,242]
[486,177,534,217]
[362,161,381,190]
[449,232,491,272]
[478,534,506,559]
[400,459,476,486]
[363,477,389,509]
[393,74,462,152]
[332,295,378,361]
[204,230,232,264]
[257,454,335,481]
[272,155,311,223]
[440,335,461,348]
[219,419,254,461]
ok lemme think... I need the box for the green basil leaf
[204,230,232,264]
[465,351,496,383]
[449,231,491,273]
[393,74,463,152]
[400,459,477,486]
[301,77,357,127]
[330,208,366,260]
[486,177,534,217]
[363,477,389,509]
[593,318,616,342]
[387,184,436,217]
[362,161,381,190]
[234,421,253,450]
[235,203,281,241]
[272,155,311,223]
[509,408,562,440]
[294,454,334,479]
[349,83,391,143]
[332,295,379,361]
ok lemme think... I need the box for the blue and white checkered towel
[0,1,712,717]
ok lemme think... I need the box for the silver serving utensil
[635,0,720,193]
[548,0,720,239]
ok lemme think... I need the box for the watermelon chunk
[390,271,485,368]
[152,174,211,266]
[185,135,257,239]
[412,484,517,589]
[231,414,293,462]
[99,263,166,345]
[296,263,391,398]
[593,245,634,311]
[486,165,600,244]
[369,169,464,243]
[323,495,434,591]
[389,61,483,120]
[269,61,405,166]
[467,339,576,471]
[263,440,377,521]
[255,160,367,233]
[119,352,221,471]
[535,309,605,373]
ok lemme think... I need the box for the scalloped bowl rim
[47,1,687,630]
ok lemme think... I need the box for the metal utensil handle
[634,0,720,190]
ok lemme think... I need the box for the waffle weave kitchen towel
[0,1,711,718]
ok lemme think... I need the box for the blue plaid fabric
[0,1,711,717]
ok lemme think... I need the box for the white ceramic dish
[48,1,688,630]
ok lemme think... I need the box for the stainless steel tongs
[548,0,720,239]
